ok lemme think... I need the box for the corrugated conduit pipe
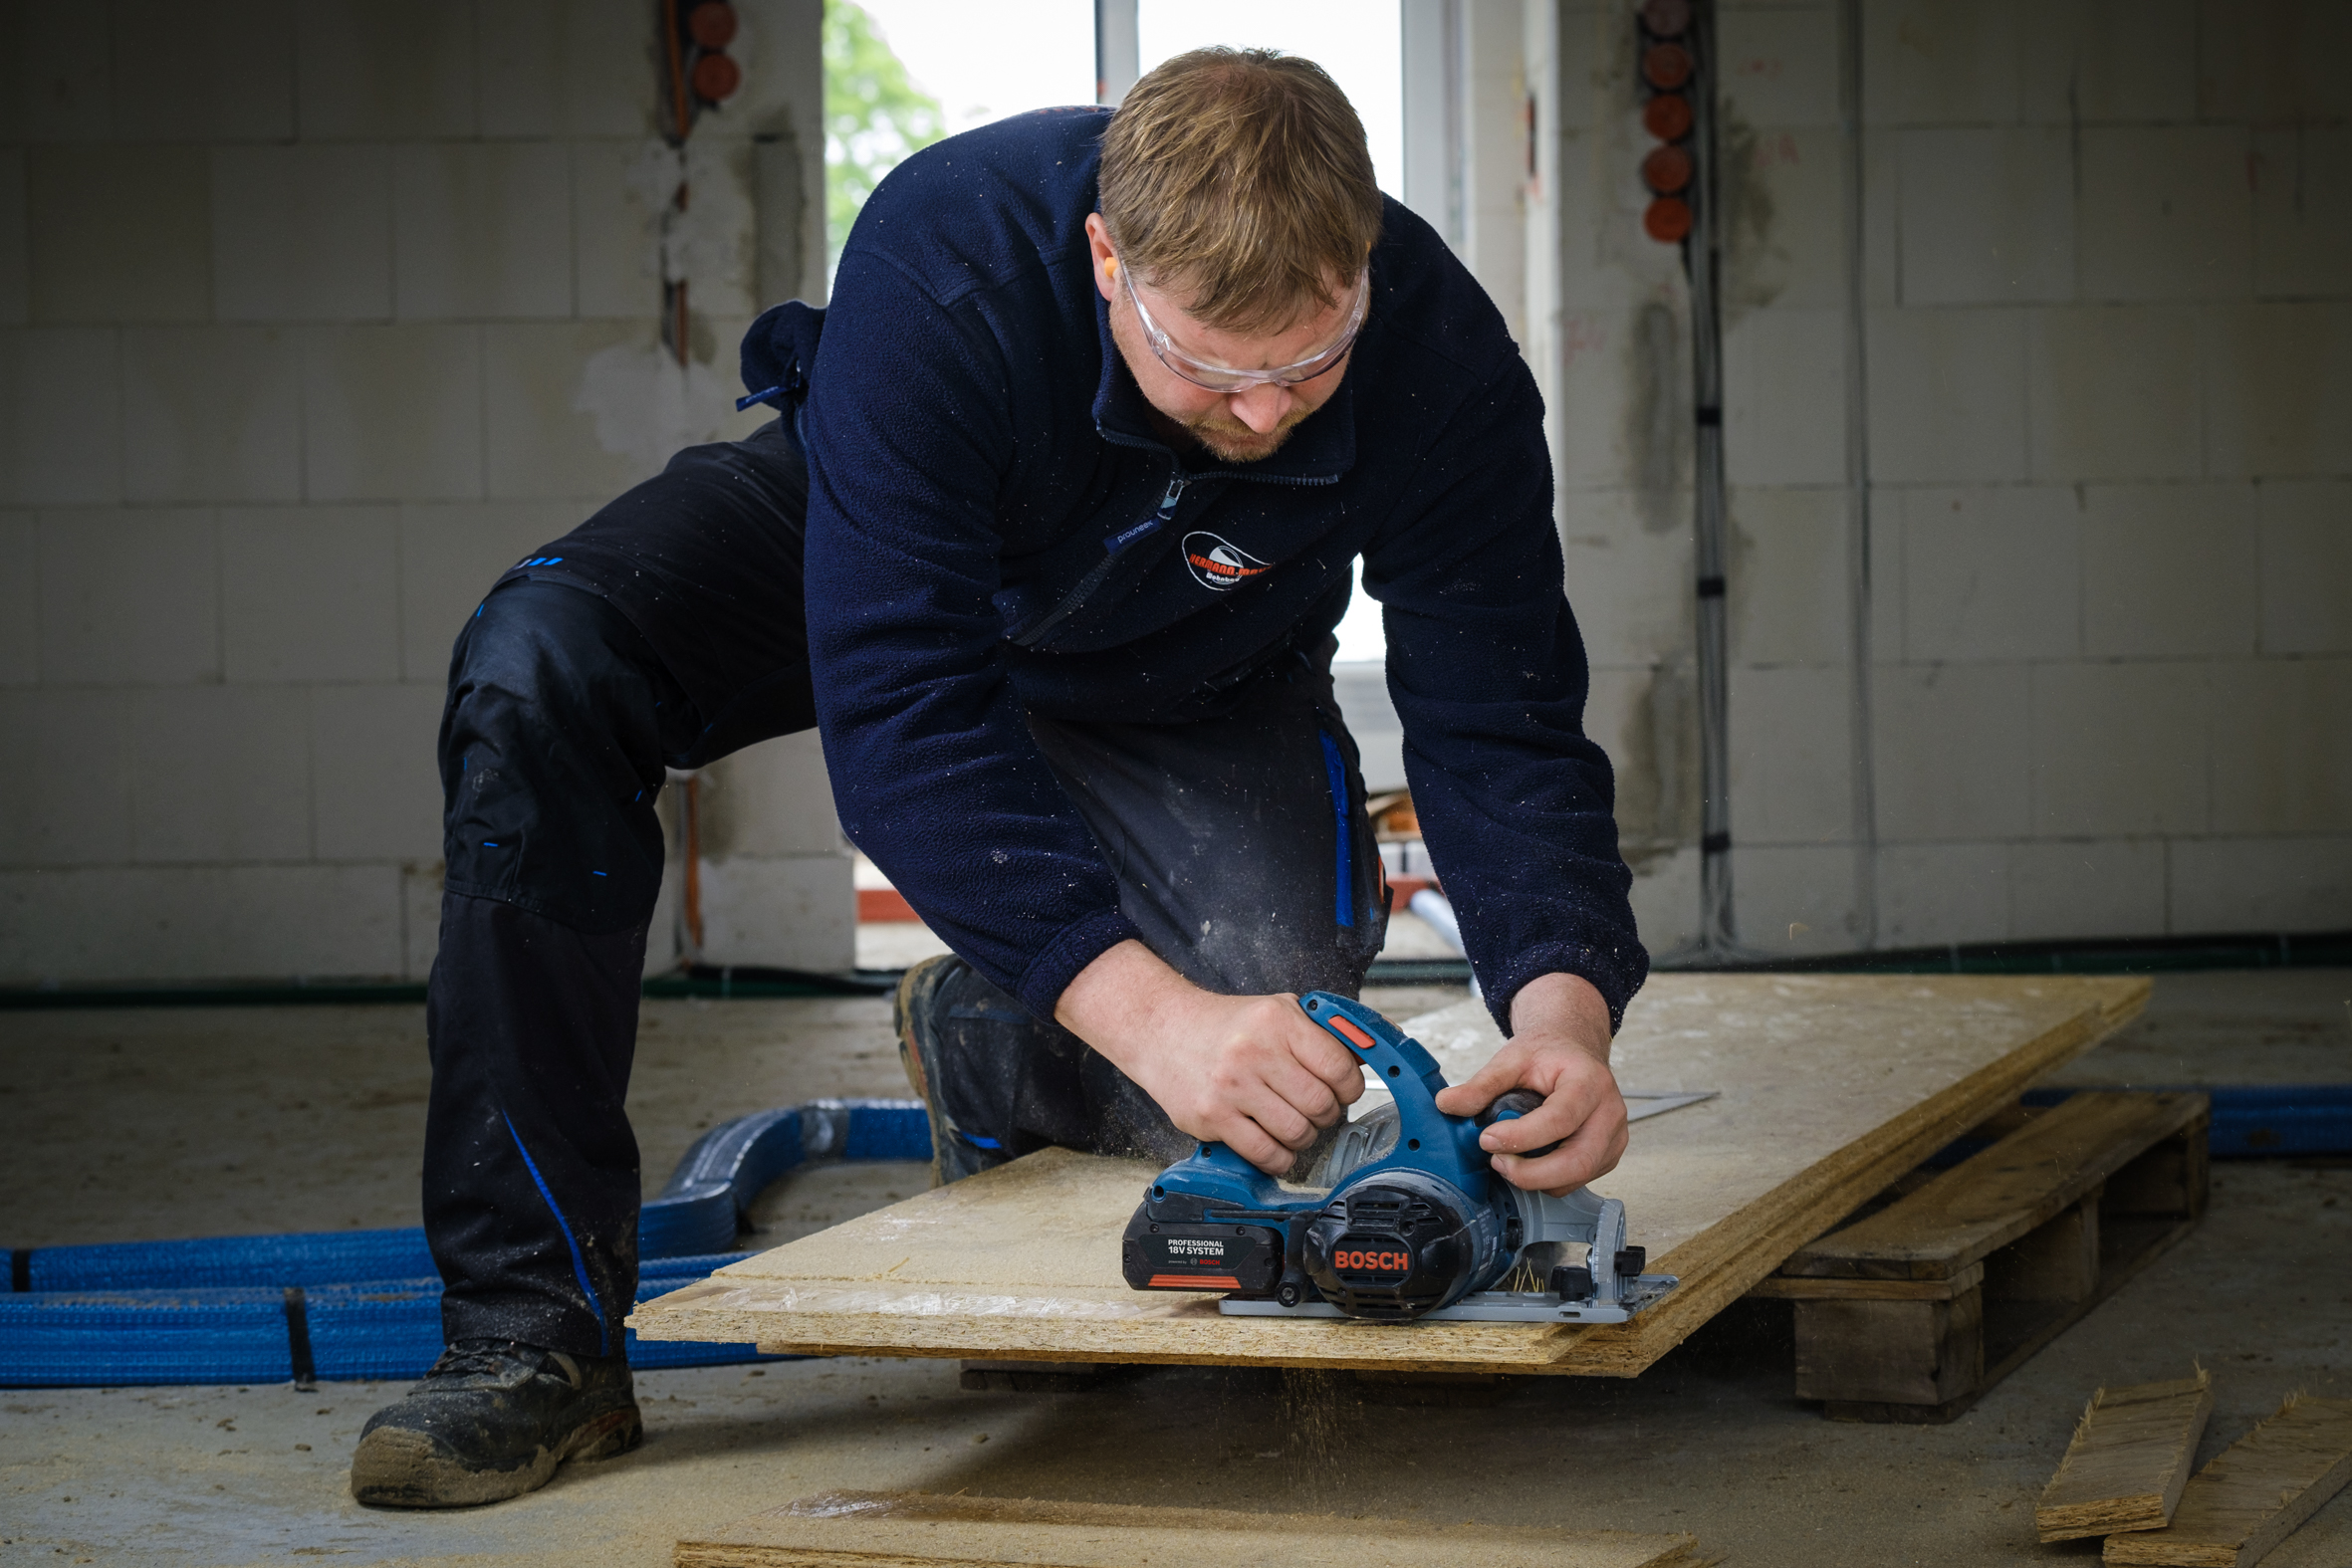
[0,1099,930,1388]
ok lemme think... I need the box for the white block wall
[0,0,849,984]
[1547,0,2351,956]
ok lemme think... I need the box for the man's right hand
[1056,940,1363,1176]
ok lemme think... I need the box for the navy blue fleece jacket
[760,108,1645,1031]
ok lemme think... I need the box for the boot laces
[428,1339,582,1386]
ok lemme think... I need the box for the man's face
[1084,213,1356,466]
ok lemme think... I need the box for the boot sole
[350,1404,642,1509]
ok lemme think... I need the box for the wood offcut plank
[2037,1371,2215,1542]
[674,1490,1703,1568]
[630,974,2147,1378]
[1784,1090,2209,1281]
[2105,1397,2352,1567]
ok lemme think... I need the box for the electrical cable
[1840,0,1880,952]
[1664,0,1754,964]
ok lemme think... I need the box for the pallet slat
[1750,1261,1984,1301]
[2037,1371,2215,1542]
[1784,1091,2208,1281]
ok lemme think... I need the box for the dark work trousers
[425,422,1388,1359]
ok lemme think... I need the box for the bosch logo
[1335,1248,1410,1274]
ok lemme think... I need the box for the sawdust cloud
[1279,1368,1354,1497]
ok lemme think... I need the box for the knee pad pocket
[441,581,678,933]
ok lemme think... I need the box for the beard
[1180,404,1312,464]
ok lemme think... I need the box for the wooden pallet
[631,976,2147,1377]
[1752,1089,2210,1423]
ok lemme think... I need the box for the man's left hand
[1431,972,1626,1197]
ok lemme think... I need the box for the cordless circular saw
[1121,992,1679,1324]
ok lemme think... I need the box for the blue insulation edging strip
[2,1099,931,1388]
[1918,1084,2352,1170]
[841,1100,931,1162]
[0,1270,791,1387]
[2020,1084,2352,1159]
[22,1229,437,1293]
[17,1099,931,1293]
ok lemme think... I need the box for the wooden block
[2105,1128,2210,1220]
[1785,1090,2207,1282]
[958,1360,1116,1393]
[1792,1288,1984,1407]
[2036,1370,2215,1542]
[631,976,2148,1379]
[2104,1396,2352,1566]
[1751,1261,1984,1302]
[673,1490,1705,1568]
[1986,1194,2101,1305]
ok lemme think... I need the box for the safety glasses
[1116,257,1368,393]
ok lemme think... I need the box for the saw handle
[1295,992,1478,1177]
[1188,1139,1277,1185]
[1479,1088,1565,1160]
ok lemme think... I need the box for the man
[351,49,1645,1509]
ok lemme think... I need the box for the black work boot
[894,954,1021,1186]
[350,1339,641,1508]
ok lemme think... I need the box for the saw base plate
[1217,1273,1681,1325]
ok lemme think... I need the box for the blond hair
[1097,48,1382,335]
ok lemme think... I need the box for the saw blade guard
[1509,1186,1631,1303]
[1307,1101,1400,1189]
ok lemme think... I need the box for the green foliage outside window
[824,1,946,273]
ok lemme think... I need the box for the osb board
[674,1490,1704,1568]
[631,975,2147,1378]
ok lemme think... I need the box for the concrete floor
[2,971,2347,1566]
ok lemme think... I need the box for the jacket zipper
[1010,430,1344,649]
[1011,466,1187,647]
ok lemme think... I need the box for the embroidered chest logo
[1182,531,1271,591]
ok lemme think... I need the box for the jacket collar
[1087,271,1358,483]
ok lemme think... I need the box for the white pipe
[1408,888,1481,1003]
